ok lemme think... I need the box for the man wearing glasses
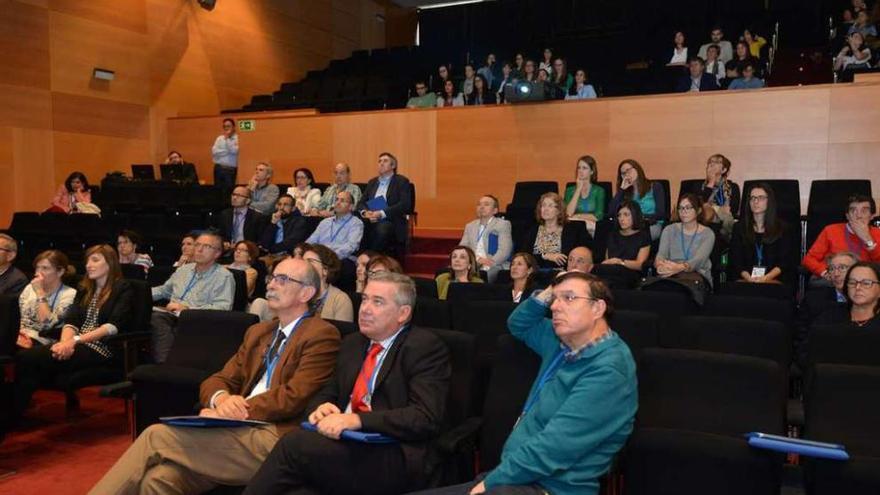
[150,231,235,363]
[0,234,28,296]
[406,80,437,108]
[803,194,880,283]
[91,257,340,494]
[417,271,637,495]
[796,252,858,365]
[214,185,267,251]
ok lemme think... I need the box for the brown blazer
[199,316,341,434]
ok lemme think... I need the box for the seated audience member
[520,192,591,269]
[16,250,77,349]
[214,185,266,248]
[466,74,496,105]
[173,232,198,268]
[247,161,280,216]
[0,234,28,295]
[437,79,465,107]
[286,167,322,216]
[729,183,796,287]
[316,162,363,217]
[567,246,594,273]
[743,28,767,58]
[551,57,574,94]
[418,272,637,495]
[510,252,538,303]
[436,246,484,300]
[675,57,720,92]
[243,272,451,495]
[728,61,765,90]
[726,41,761,80]
[598,202,651,285]
[365,255,403,278]
[89,257,341,495]
[433,64,452,95]
[496,62,514,103]
[459,195,513,283]
[356,152,413,253]
[803,194,880,279]
[655,193,716,287]
[609,159,667,240]
[301,244,354,322]
[522,59,538,82]
[686,153,740,241]
[14,245,133,418]
[564,155,606,237]
[407,80,439,109]
[698,26,734,63]
[260,194,311,259]
[355,250,379,294]
[539,47,554,75]
[462,63,476,97]
[150,231,235,363]
[49,171,92,214]
[841,261,880,329]
[704,44,726,84]
[565,69,598,100]
[795,251,857,364]
[512,53,525,79]
[834,32,872,73]
[226,240,259,298]
[668,31,688,66]
[307,191,364,282]
[848,9,877,37]
[212,118,239,190]
[117,229,154,274]
[477,53,498,89]
[164,150,184,165]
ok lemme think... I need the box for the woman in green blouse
[564,155,606,238]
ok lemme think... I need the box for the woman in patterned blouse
[518,192,591,269]
[13,244,134,418]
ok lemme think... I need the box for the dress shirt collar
[373,325,407,349]
[278,313,306,340]
[378,173,393,185]
[334,212,354,223]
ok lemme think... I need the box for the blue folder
[300,421,397,444]
[745,432,850,460]
[487,233,499,256]
[160,415,271,428]
[366,196,388,212]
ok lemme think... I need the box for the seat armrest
[435,416,483,455]
[100,380,134,399]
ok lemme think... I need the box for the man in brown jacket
[89,257,340,495]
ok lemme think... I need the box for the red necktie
[350,343,384,413]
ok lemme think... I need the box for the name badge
[751,266,766,278]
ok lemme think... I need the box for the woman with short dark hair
[843,262,880,327]
[595,201,652,288]
[285,167,322,215]
[226,240,259,298]
[303,243,354,322]
[50,171,92,214]
[509,252,538,303]
[16,250,77,349]
[117,229,154,274]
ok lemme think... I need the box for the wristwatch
[867,240,877,250]
[37,296,48,303]
[73,335,81,344]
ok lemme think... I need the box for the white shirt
[670,47,688,65]
[344,326,406,413]
[475,219,492,259]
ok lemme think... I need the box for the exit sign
[239,120,256,132]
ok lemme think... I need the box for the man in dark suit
[675,57,720,92]
[89,257,341,494]
[356,152,413,254]
[259,194,312,258]
[244,271,451,495]
[214,185,267,250]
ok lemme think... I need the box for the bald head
[567,246,594,273]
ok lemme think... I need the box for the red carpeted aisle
[1,388,130,494]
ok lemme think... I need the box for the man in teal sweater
[415,271,637,495]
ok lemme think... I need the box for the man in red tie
[244,271,451,495]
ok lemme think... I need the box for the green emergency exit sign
[239,120,255,132]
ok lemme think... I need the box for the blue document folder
[745,432,850,460]
[487,233,499,255]
[160,415,271,428]
[366,196,388,212]
[300,421,397,444]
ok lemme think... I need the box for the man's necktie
[275,221,284,244]
[350,343,384,413]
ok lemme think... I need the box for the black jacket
[356,173,413,243]
[675,73,720,92]
[259,216,312,254]
[214,207,267,243]
[63,279,134,334]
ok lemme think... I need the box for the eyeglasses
[234,247,250,253]
[829,264,852,273]
[678,205,696,212]
[266,273,305,286]
[749,195,768,202]
[194,243,220,251]
[847,279,880,289]
[295,175,308,180]
[231,193,250,199]
[548,293,596,305]
[619,167,634,176]
[0,246,15,254]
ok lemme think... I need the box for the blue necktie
[233,211,245,242]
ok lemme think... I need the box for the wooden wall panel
[711,88,831,145]
[1,1,50,90]
[48,0,147,33]
[0,128,15,220]
[52,92,150,139]
[53,131,150,184]
[828,84,880,144]
[12,128,55,214]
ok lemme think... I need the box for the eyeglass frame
[265,273,306,287]
[846,278,880,289]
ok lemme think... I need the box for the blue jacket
[675,73,720,92]
[484,297,638,495]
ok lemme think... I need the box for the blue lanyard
[315,289,330,312]
[329,215,353,243]
[476,220,492,245]
[680,226,699,260]
[264,315,310,385]
[48,285,63,311]
[178,271,199,301]
[520,348,567,417]
[755,242,765,267]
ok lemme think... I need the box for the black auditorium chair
[121,263,147,280]
[413,297,451,329]
[324,318,358,337]
[806,323,880,369]
[413,276,439,299]
[623,349,786,495]
[702,294,795,331]
[445,282,511,305]
[148,265,176,288]
[805,179,873,250]
[803,364,880,495]
[505,181,559,240]
[227,268,249,311]
[0,295,21,358]
[715,280,793,300]
[741,180,801,228]
[613,289,698,331]
[129,310,258,435]
[664,316,791,368]
[609,310,661,361]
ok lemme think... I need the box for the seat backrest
[325,318,358,336]
[678,178,705,201]
[413,277,438,299]
[742,180,801,226]
[126,280,154,334]
[166,310,258,371]
[637,348,786,436]
[412,297,451,329]
[610,310,660,360]
[148,265,176,288]
[613,289,698,331]
[510,181,558,208]
[715,281,793,300]
[807,180,872,217]
[422,327,476,427]
[653,179,671,221]
[446,283,511,305]
[702,295,794,330]
[121,263,147,281]
[668,316,791,366]
[479,334,541,470]
[451,300,516,366]
[227,268,248,311]
[807,323,880,368]
[805,364,880,456]
[0,294,21,356]
[9,211,42,234]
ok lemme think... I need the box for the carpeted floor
[1,387,130,494]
